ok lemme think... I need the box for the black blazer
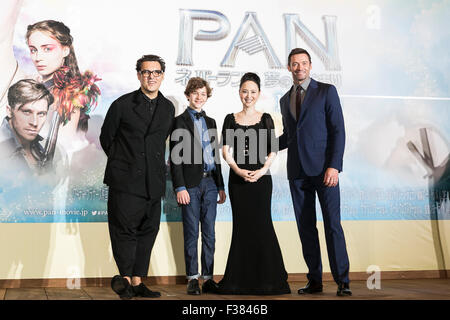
[169,109,224,190]
[100,89,175,198]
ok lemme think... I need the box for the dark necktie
[296,85,302,121]
[194,111,205,120]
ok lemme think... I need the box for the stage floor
[1,279,449,300]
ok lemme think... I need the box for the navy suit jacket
[278,78,345,179]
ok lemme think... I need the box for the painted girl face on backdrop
[27,30,70,81]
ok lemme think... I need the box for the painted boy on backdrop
[0,79,54,175]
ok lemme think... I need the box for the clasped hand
[237,167,268,183]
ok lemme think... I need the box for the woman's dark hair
[239,72,260,91]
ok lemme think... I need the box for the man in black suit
[170,77,226,295]
[100,55,175,299]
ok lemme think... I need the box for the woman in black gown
[218,73,290,295]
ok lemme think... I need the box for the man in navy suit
[278,48,351,296]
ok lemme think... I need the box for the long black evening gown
[218,113,290,295]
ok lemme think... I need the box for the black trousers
[107,188,161,277]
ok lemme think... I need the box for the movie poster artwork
[0,0,448,223]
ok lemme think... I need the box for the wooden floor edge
[0,270,448,289]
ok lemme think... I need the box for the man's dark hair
[287,48,312,65]
[136,54,166,72]
[7,79,54,111]
[239,72,261,91]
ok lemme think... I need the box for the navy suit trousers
[289,176,350,284]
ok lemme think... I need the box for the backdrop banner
[0,0,448,224]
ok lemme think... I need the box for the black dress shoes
[187,279,201,295]
[298,280,323,294]
[111,275,135,300]
[132,283,161,298]
[120,285,136,299]
[337,282,352,296]
[202,279,219,294]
